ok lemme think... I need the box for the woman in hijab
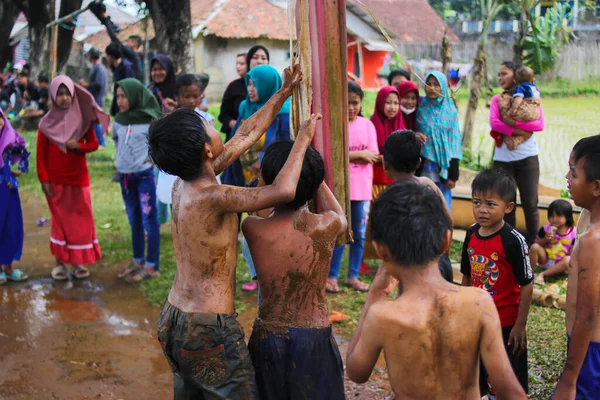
[0,108,30,284]
[218,45,270,138]
[416,71,462,210]
[370,86,405,193]
[148,54,176,113]
[37,75,109,281]
[223,64,289,292]
[113,78,162,283]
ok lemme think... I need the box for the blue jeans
[119,168,160,271]
[329,200,370,280]
[437,182,453,211]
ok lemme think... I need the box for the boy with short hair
[243,140,348,400]
[148,66,307,399]
[382,130,454,282]
[346,182,527,399]
[460,168,534,396]
[553,135,600,399]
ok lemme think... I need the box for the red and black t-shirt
[460,223,533,327]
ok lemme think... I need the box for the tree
[56,0,84,73]
[0,0,20,70]
[513,0,540,63]
[12,0,53,78]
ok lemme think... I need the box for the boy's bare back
[243,205,342,328]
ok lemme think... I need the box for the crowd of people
[0,26,598,398]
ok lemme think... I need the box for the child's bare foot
[534,274,545,286]
[71,265,90,279]
[346,278,370,292]
[326,278,340,293]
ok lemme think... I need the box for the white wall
[196,36,290,102]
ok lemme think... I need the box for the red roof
[349,0,459,43]
[191,0,290,40]
[83,20,155,50]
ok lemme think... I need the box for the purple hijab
[150,54,175,99]
[0,108,25,168]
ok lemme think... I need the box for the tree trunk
[0,0,20,70]
[441,29,452,77]
[150,0,194,73]
[26,0,54,78]
[513,1,529,63]
[56,0,84,73]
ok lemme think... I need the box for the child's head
[174,74,203,110]
[347,80,363,122]
[387,68,411,86]
[127,35,142,51]
[471,169,517,227]
[382,130,421,175]
[148,108,223,181]
[547,199,574,228]
[17,72,29,87]
[515,66,535,84]
[38,75,49,89]
[260,140,324,209]
[371,182,451,269]
[568,135,600,208]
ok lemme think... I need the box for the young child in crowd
[382,130,454,282]
[553,135,600,399]
[37,76,109,281]
[174,73,215,125]
[327,81,378,293]
[346,182,527,399]
[112,78,162,283]
[244,141,347,399]
[0,108,30,284]
[148,66,302,398]
[531,199,577,285]
[460,168,534,396]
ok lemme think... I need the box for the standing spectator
[396,80,420,131]
[79,47,107,108]
[37,76,110,281]
[416,71,462,210]
[387,67,411,86]
[112,79,162,283]
[147,54,176,113]
[489,62,545,244]
[327,81,378,293]
[105,43,136,117]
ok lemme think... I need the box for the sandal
[0,272,6,285]
[6,269,28,282]
[346,279,370,292]
[125,267,157,284]
[118,260,142,279]
[51,264,69,281]
[326,278,340,293]
[71,265,90,280]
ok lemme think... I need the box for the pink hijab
[39,75,110,153]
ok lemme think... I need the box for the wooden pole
[294,0,351,244]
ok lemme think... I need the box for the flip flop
[125,267,156,284]
[346,279,370,292]
[71,265,90,280]
[6,269,28,282]
[51,264,69,281]
[326,278,340,294]
[0,272,6,285]
[118,261,141,279]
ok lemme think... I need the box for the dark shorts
[480,325,529,395]
[248,319,345,400]
[553,335,600,399]
[157,301,258,400]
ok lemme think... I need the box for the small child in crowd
[346,182,527,399]
[244,140,347,399]
[0,108,30,284]
[174,73,215,125]
[553,135,600,399]
[460,168,534,396]
[531,199,577,285]
[382,130,454,282]
[327,81,378,293]
[149,66,302,398]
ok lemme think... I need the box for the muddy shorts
[157,301,258,400]
[248,319,345,400]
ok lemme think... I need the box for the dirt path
[0,193,390,399]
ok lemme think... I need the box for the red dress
[36,126,102,265]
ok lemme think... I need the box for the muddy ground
[0,194,390,399]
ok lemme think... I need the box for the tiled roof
[82,20,155,51]
[349,0,459,43]
[192,0,290,40]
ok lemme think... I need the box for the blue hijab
[238,65,290,120]
[416,71,462,180]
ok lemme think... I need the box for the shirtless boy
[382,130,454,282]
[147,66,311,399]
[346,182,526,400]
[243,141,347,399]
[553,135,600,399]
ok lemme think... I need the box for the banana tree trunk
[293,0,351,244]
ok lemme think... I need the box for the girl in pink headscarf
[37,75,109,281]
[0,108,30,284]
